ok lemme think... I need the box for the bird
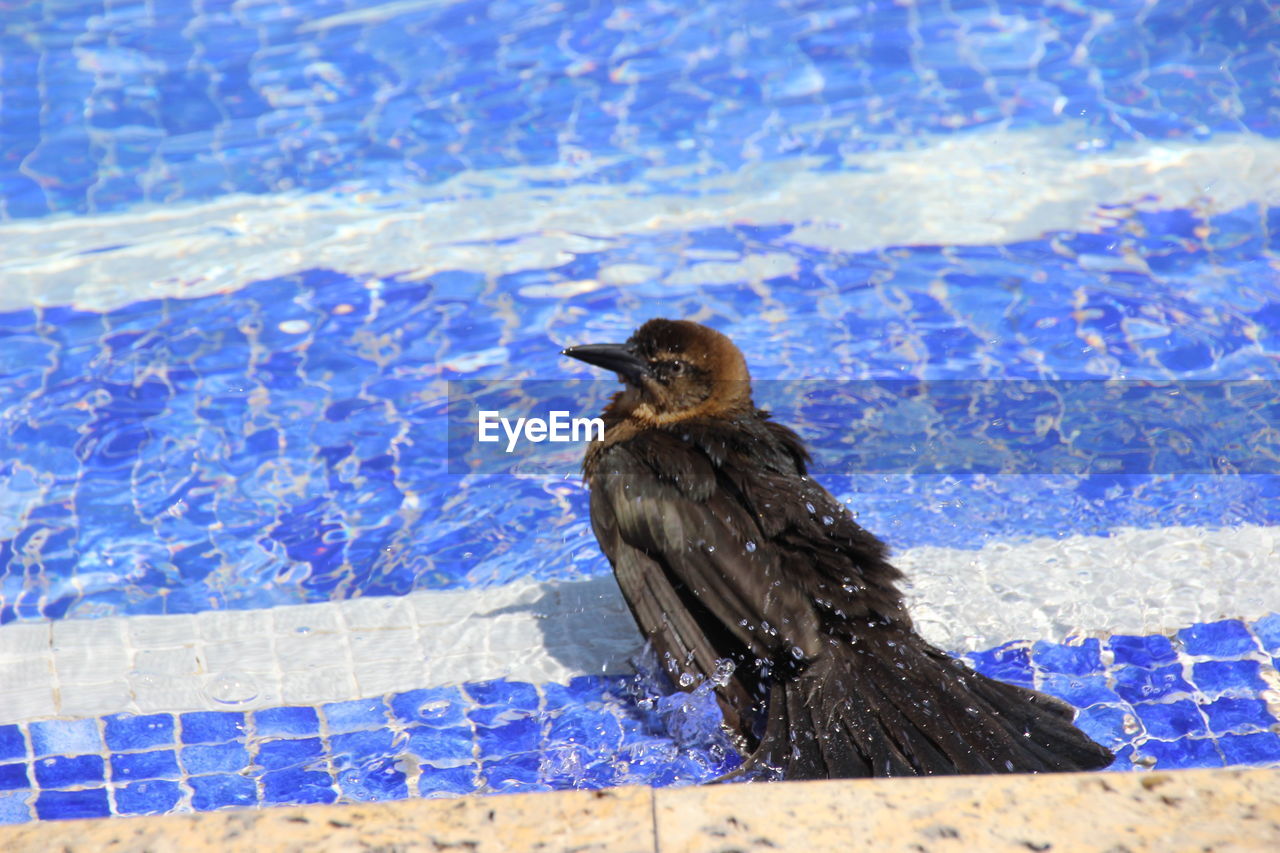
[562,318,1114,779]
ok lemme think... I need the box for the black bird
[563,318,1114,779]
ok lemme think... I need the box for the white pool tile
[511,654,576,685]
[16,133,1279,315]
[0,623,51,659]
[133,676,218,714]
[197,610,274,642]
[54,644,129,685]
[1,525,1278,724]
[127,614,199,648]
[59,680,131,717]
[202,637,275,673]
[426,653,493,686]
[275,631,349,670]
[348,627,416,663]
[581,643,640,675]
[5,685,58,722]
[282,666,357,704]
[342,596,415,630]
[133,646,200,677]
[353,659,420,696]
[0,657,53,693]
[485,616,546,653]
[423,618,489,660]
[199,671,283,710]
[51,617,126,648]
[272,602,342,635]
[409,590,472,626]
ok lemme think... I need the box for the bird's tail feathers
[724,632,1114,780]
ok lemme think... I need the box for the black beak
[562,342,650,385]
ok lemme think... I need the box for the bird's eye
[669,361,685,375]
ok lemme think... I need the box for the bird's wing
[723,459,910,627]
[590,439,827,677]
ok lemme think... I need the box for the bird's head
[563,319,753,423]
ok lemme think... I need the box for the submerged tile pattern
[6,528,1280,729]
[0,578,643,724]
[1,615,1278,824]
[1,220,1278,623]
[2,0,1278,220]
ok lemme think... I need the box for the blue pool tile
[1031,639,1104,676]
[1202,697,1277,735]
[104,714,175,752]
[1177,620,1257,657]
[546,708,624,753]
[470,702,537,728]
[261,768,337,805]
[0,308,37,332]
[1191,659,1268,697]
[181,742,249,775]
[114,780,182,816]
[1107,634,1178,669]
[1036,673,1121,708]
[543,748,620,789]
[964,641,1034,687]
[625,749,686,788]
[34,788,111,821]
[34,754,105,789]
[390,687,470,728]
[0,763,29,791]
[404,726,475,765]
[475,717,541,758]
[189,774,257,811]
[1253,614,1280,654]
[479,753,545,793]
[0,726,25,762]
[646,750,723,787]
[109,749,180,782]
[322,698,390,733]
[29,719,101,757]
[0,790,31,825]
[1103,744,1137,772]
[1137,737,1225,770]
[620,731,681,762]
[1218,732,1280,766]
[335,757,408,802]
[1112,664,1194,704]
[330,729,394,761]
[253,706,320,737]
[465,680,540,711]
[1132,700,1208,740]
[255,737,323,771]
[418,765,478,798]
[1073,705,1138,749]
[654,688,728,748]
[542,677,612,712]
[179,712,245,744]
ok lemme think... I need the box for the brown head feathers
[563,318,753,426]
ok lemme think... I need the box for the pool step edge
[1,766,1276,852]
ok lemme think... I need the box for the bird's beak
[561,343,650,386]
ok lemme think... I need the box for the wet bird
[563,319,1114,779]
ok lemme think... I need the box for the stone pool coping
[1,766,1276,851]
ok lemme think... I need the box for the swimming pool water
[1,0,1279,824]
